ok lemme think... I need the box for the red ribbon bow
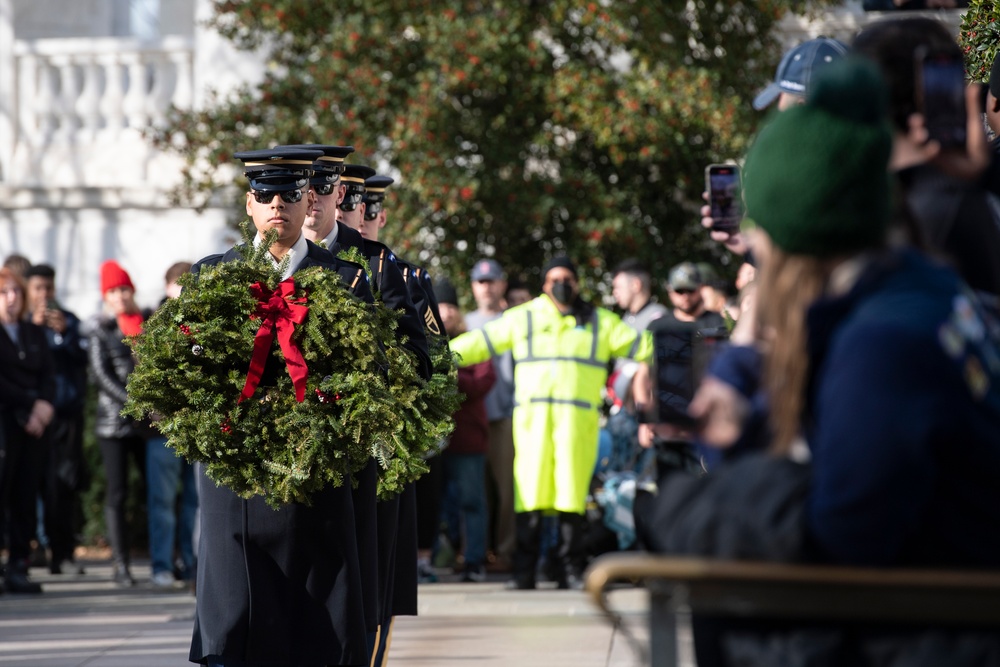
[239,279,310,403]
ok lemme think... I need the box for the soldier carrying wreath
[126,147,386,667]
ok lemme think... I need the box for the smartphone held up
[915,46,967,149]
[705,164,742,232]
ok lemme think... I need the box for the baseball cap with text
[753,37,848,111]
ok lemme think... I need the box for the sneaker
[150,571,179,589]
[461,564,486,583]
[417,560,438,584]
[112,566,136,588]
[50,559,86,576]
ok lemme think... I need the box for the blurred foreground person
[639,59,1000,667]
[854,18,1000,303]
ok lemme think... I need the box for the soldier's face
[356,208,387,242]
[246,188,314,247]
[336,203,368,238]
[304,183,345,236]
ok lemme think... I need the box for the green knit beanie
[743,57,893,257]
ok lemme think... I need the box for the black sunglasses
[338,201,360,212]
[252,189,304,204]
[313,182,339,196]
[672,288,696,295]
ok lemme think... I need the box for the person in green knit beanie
[743,56,893,258]
[648,55,1000,667]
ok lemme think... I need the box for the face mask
[551,280,576,306]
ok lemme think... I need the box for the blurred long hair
[755,246,835,455]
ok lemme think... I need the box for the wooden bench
[584,552,1000,667]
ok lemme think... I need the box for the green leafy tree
[960,0,1000,82]
[153,0,813,296]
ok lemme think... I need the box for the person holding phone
[639,57,1000,666]
[24,264,88,576]
[854,18,1000,304]
[701,38,848,256]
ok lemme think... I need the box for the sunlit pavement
[0,561,669,666]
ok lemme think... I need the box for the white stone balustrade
[8,36,193,187]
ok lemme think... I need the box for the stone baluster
[170,47,193,111]
[122,52,149,130]
[51,55,80,139]
[100,52,126,134]
[34,57,58,143]
[17,53,40,146]
[75,54,102,141]
[147,50,170,126]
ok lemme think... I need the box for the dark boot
[554,512,586,590]
[4,561,42,594]
[104,507,134,587]
[506,511,542,590]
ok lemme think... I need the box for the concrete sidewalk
[0,560,662,666]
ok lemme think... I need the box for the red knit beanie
[100,260,135,295]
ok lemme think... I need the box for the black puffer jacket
[87,315,149,440]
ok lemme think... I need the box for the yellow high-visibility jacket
[450,295,652,514]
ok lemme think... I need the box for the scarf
[117,312,144,337]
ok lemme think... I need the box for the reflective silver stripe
[626,334,641,359]
[526,311,534,359]
[482,329,498,358]
[513,397,593,410]
[588,310,599,363]
[516,356,606,369]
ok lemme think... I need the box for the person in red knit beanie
[88,259,150,585]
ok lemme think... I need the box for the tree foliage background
[153,0,814,301]
[960,0,1000,83]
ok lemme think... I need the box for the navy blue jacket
[803,249,1000,568]
[362,239,432,381]
[652,250,1000,570]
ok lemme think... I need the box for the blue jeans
[441,453,487,566]
[146,437,198,576]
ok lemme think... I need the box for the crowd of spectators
[0,255,198,593]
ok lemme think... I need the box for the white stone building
[0,0,269,319]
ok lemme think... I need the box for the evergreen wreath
[339,246,462,499]
[123,234,402,507]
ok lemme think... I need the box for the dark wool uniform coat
[387,258,447,620]
[188,242,375,667]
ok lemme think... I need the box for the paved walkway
[0,560,669,667]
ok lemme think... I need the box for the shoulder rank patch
[424,308,442,335]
